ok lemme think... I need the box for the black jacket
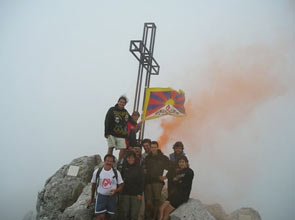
[144,150,170,184]
[167,152,186,180]
[121,162,144,196]
[104,104,130,138]
[169,167,194,202]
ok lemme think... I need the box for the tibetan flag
[142,88,186,120]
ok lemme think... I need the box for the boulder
[36,155,101,220]
[205,203,229,220]
[229,208,261,220]
[61,183,96,220]
[170,199,216,220]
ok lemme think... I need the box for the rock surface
[229,208,261,220]
[36,155,101,220]
[205,203,229,220]
[170,199,216,220]
[204,204,262,220]
[61,183,95,220]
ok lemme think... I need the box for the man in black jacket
[104,96,131,160]
[144,141,170,220]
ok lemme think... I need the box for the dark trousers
[119,195,141,220]
[144,183,163,220]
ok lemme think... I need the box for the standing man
[88,154,124,220]
[144,141,170,220]
[105,95,131,160]
[119,151,144,220]
[169,141,186,163]
[141,138,151,160]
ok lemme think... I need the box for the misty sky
[0,1,294,220]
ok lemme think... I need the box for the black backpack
[95,167,119,191]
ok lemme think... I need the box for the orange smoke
[156,44,286,206]
[157,44,283,151]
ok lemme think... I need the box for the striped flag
[142,88,186,120]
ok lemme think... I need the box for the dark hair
[132,111,140,117]
[126,151,136,158]
[118,95,128,103]
[134,142,142,149]
[177,155,189,163]
[142,138,151,145]
[151,141,159,147]
[173,141,184,150]
[104,154,116,162]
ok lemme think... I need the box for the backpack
[95,167,119,192]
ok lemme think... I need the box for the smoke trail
[156,44,287,212]
[158,44,283,150]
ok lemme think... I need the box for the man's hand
[109,189,116,195]
[138,120,143,126]
[87,198,94,205]
[173,177,179,182]
[137,195,142,201]
[159,176,167,181]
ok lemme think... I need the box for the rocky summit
[36,155,101,220]
[34,154,261,220]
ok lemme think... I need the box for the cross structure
[130,22,160,141]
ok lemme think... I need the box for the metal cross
[130,22,160,141]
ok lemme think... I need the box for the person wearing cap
[167,141,186,197]
[119,151,144,220]
[104,95,132,160]
[158,155,194,220]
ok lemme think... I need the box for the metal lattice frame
[130,22,160,141]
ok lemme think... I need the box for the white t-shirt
[91,167,123,195]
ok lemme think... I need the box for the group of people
[87,96,194,220]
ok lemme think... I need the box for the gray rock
[170,199,216,220]
[36,155,101,220]
[229,208,261,220]
[61,183,96,220]
[204,203,229,220]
